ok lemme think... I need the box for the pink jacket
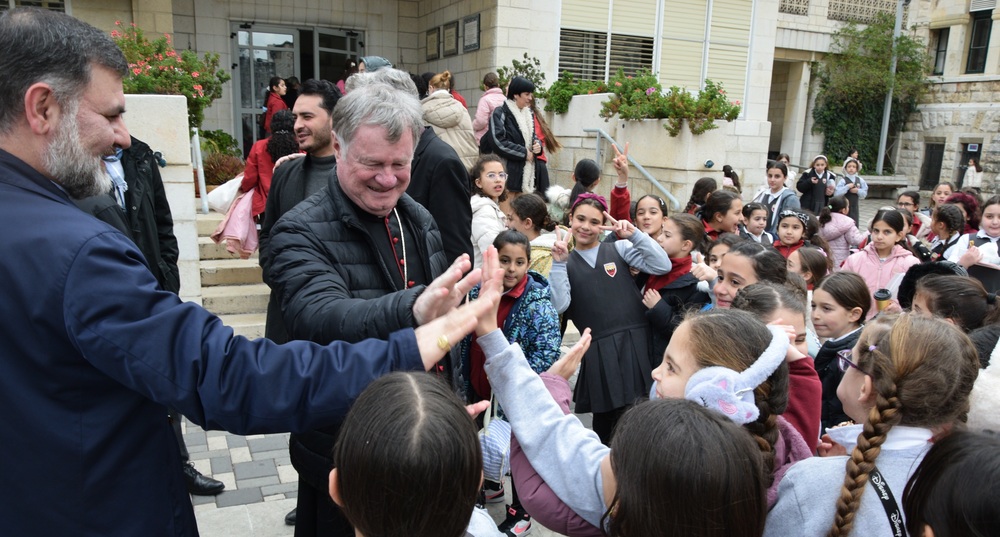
[473,87,506,143]
[210,190,258,259]
[818,212,865,270]
[841,243,919,317]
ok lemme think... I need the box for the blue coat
[0,150,423,536]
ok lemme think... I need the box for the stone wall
[123,94,202,305]
[541,94,771,210]
[897,78,1000,192]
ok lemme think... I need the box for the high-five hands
[413,250,503,370]
[413,254,477,326]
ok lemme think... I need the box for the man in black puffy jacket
[268,73,473,537]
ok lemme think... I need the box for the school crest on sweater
[603,262,617,277]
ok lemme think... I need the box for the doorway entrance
[232,24,364,156]
[920,143,945,191]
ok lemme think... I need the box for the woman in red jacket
[263,76,289,135]
[240,110,298,220]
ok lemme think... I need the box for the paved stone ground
[190,196,890,536]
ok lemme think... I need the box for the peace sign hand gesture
[612,142,630,184]
[601,211,636,239]
[552,227,571,262]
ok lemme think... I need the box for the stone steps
[202,283,270,316]
[217,312,267,340]
[196,212,266,339]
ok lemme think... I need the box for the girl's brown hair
[815,271,871,321]
[795,246,831,287]
[685,309,789,488]
[469,153,508,202]
[510,193,557,233]
[915,274,1000,332]
[827,313,980,537]
[668,213,706,255]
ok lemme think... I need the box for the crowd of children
[345,146,1000,537]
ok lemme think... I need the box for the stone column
[987,10,1000,75]
[781,61,810,168]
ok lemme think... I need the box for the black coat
[641,273,710,362]
[485,102,549,195]
[258,154,333,344]
[797,169,834,215]
[74,136,180,294]
[267,166,447,505]
[407,127,474,264]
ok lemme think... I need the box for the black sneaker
[182,462,225,496]
[497,504,531,537]
[483,479,505,503]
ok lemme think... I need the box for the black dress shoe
[284,508,296,526]
[183,462,225,496]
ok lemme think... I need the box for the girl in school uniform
[549,193,671,445]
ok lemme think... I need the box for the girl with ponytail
[818,196,864,270]
[765,313,980,537]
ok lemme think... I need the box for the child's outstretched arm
[481,330,611,528]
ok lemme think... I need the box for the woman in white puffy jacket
[422,70,479,171]
[469,154,509,268]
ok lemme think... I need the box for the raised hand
[601,211,636,239]
[474,245,504,337]
[413,288,498,371]
[690,251,717,282]
[612,142,630,184]
[546,328,592,381]
[552,227,571,263]
[768,318,807,363]
[412,254,478,325]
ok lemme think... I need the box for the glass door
[233,25,298,156]
[315,28,365,89]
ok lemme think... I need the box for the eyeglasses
[897,201,915,208]
[486,172,508,180]
[837,349,863,373]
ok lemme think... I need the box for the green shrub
[597,69,741,136]
[544,71,609,113]
[200,129,241,157]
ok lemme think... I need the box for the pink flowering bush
[112,21,230,130]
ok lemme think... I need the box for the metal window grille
[779,0,810,16]
[828,0,897,24]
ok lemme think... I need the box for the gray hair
[332,81,423,154]
[0,8,127,135]
[344,68,419,97]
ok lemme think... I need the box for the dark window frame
[966,10,993,74]
[932,28,949,75]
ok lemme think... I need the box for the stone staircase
[196,213,268,339]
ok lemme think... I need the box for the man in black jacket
[268,77,472,537]
[75,135,225,496]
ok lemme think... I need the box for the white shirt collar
[976,229,1000,242]
[828,326,863,343]
[826,424,933,452]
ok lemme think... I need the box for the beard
[42,105,111,200]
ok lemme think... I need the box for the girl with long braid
[765,314,980,537]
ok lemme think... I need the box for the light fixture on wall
[705,160,715,169]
